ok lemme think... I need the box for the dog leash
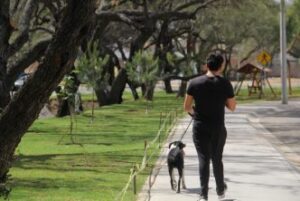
[179,117,193,141]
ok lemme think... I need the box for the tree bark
[0,1,13,109]
[95,87,110,106]
[223,47,232,78]
[0,0,96,183]
[56,99,70,117]
[6,40,50,90]
[144,85,155,101]
[177,80,187,98]
[109,68,127,104]
[141,84,146,97]
[164,79,173,93]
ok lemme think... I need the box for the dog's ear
[179,142,186,149]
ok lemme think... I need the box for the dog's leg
[168,167,175,191]
[172,168,177,189]
[177,168,183,193]
[182,168,187,189]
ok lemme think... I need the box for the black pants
[192,120,227,197]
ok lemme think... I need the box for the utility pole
[280,0,288,104]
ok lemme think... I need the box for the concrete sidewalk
[138,106,300,201]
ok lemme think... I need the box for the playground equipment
[234,63,276,98]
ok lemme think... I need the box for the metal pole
[280,0,288,104]
[133,166,137,195]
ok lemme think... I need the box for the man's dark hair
[206,54,224,71]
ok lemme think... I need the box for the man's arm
[184,94,194,115]
[226,97,236,111]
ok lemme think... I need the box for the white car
[13,73,29,91]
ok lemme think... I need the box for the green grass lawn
[7,92,184,201]
[235,86,300,103]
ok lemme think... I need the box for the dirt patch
[126,109,138,112]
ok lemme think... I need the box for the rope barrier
[180,117,193,141]
[114,109,178,201]
[114,110,195,201]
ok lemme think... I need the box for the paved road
[237,101,300,171]
[138,103,300,201]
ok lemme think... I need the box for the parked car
[12,73,30,91]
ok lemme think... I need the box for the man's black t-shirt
[187,75,234,126]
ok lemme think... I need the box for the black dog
[167,141,187,193]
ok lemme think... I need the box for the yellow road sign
[257,51,272,65]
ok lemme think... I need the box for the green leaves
[194,0,279,61]
[288,0,300,41]
[126,51,159,87]
[75,41,110,89]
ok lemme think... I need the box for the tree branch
[143,0,149,19]
[97,11,140,29]
[192,0,221,16]
[6,39,51,88]
[240,45,260,64]
[0,0,9,18]
[37,0,65,22]
[162,73,201,82]
[97,10,195,25]
[0,0,12,58]
[11,0,21,15]
[176,0,219,12]
[116,41,128,61]
[150,11,195,21]
[101,0,128,11]
[7,0,36,57]
[29,27,55,35]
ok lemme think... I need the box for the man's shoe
[217,183,227,200]
[198,194,208,201]
[218,193,225,200]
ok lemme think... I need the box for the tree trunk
[0,61,11,111]
[164,79,173,93]
[0,0,96,183]
[0,59,9,110]
[144,85,155,101]
[127,81,139,100]
[0,2,12,109]
[56,99,70,117]
[223,48,232,78]
[95,87,109,106]
[141,84,146,96]
[109,68,127,104]
[0,79,10,110]
[177,81,187,98]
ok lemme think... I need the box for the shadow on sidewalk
[184,188,238,201]
[184,187,200,194]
